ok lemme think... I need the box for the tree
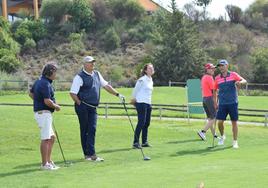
[0,17,20,54]
[0,16,10,33]
[0,17,21,73]
[153,0,206,85]
[194,0,212,19]
[251,48,268,83]
[68,0,95,32]
[101,27,121,52]
[246,0,268,17]
[91,0,113,27]
[194,0,212,7]
[226,5,242,24]
[183,3,202,22]
[109,0,145,24]
[226,24,253,57]
[242,0,268,31]
[40,0,72,24]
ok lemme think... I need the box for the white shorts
[34,111,54,140]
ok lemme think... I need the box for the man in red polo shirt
[214,60,247,148]
[197,63,217,141]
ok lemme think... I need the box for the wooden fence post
[159,108,162,120]
[265,113,268,127]
[105,104,108,119]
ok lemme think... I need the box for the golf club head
[63,161,73,167]
[143,156,151,161]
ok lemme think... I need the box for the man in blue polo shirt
[70,56,124,162]
[214,60,247,148]
[29,63,61,170]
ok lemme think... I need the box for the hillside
[1,0,268,86]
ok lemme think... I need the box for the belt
[35,110,51,114]
[81,101,97,108]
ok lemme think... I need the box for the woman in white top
[130,63,154,149]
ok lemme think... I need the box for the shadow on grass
[99,147,132,154]
[13,158,85,170]
[167,139,201,144]
[0,158,89,178]
[0,169,41,178]
[13,162,41,169]
[170,146,233,157]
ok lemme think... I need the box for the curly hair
[42,63,57,77]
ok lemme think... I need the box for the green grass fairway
[1,87,268,122]
[1,105,268,188]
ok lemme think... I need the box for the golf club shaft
[122,101,147,159]
[52,121,67,164]
[212,119,217,147]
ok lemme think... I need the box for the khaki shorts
[34,111,54,140]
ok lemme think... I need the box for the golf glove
[118,93,125,103]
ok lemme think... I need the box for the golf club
[52,120,72,167]
[121,99,151,161]
[212,119,217,148]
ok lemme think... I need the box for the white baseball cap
[83,56,95,63]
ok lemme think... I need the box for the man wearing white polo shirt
[70,56,124,161]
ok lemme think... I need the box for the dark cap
[217,59,229,66]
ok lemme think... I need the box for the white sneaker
[233,140,239,149]
[85,155,104,162]
[222,135,226,140]
[197,131,206,141]
[49,161,60,170]
[218,137,224,145]
[40,162,57,170]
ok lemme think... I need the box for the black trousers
[133,102,152,144]
[75,103,97,156]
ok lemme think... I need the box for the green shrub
[206,45,230,59]
[14,22,32,45]
[108,65,123,82]
[13,20,47,44]
[10,20,23,33]
[102,27,120,52]
[40,0,72,24]
[91,0,113,27]
[68,0,95,32]
[110,0,145,23]
[28,20,47,42]
[128,18,155,42]
[0,48,12,58]
[111,19,128,43]
[0,16,10,33]
[0,55,21,73]
[68,32,85,53]
[251,48,268,83]
[23,38,36,51]
[0,29,20,54]
[135,56,153,78]
[59,22,76,36]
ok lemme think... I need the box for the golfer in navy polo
[29,63,61,170]
[70,56,124,161]
[214,60,247,148]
